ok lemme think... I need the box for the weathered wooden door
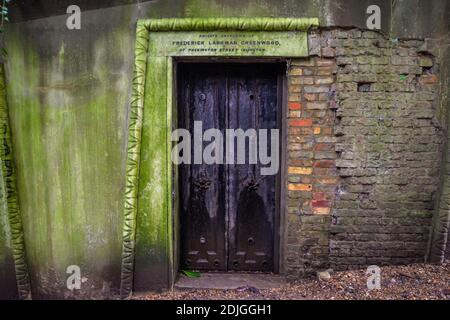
[178,63,280,272]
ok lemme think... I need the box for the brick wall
[285,28,444,277]
[286,57,338,277]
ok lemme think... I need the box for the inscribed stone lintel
[148,31,309,57]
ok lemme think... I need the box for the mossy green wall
[4,7,138,298]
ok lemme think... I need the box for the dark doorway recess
[177,63,283,273]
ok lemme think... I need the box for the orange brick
[314,143,334,151]
[289,102,302,110]
[288,167,313,175]
[313,127,321,135]
[314,160,335,168]
[312,200,330,208]
[313,207,330,215]
[420,74,438,84]
[313,168,332,175]
[289,159,313,167]
[288,184,313,191]
[290,119,312,127]
[317,177,339,184]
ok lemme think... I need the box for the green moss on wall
[4,11,133,297]
[0,66,21,300]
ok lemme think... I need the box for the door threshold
[175,272,286,290]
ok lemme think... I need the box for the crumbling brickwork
[329,30,443,270]
[285,28,444,277]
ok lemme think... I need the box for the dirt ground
[134,262,450,300]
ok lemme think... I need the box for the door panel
[227,70,278,272]
[178,63,280,272]
[179,65,227,270]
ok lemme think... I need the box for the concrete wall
[1,0,449,298]
[9,0,450,39]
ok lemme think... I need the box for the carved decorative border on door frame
[120,17,319,298]
[0,65,31,300]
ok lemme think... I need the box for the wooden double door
[177,63,282,272]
